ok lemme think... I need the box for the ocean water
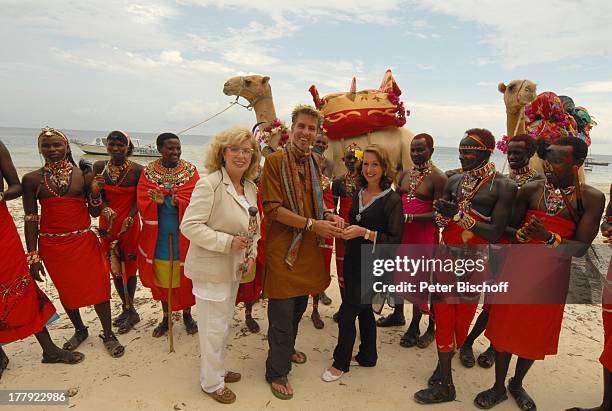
[1,126,611,188]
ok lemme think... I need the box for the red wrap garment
[236,190,264,304]
[100,184,141,278]
[434,210,489,353]
[0,202,56,344]
[38,197,111,309]
[600,259,612,371]
[396,195,438,303]
[486,210,576,360]
[137,166,198,311]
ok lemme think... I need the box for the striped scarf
[280,143,325,269]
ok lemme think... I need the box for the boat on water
[585,157,609,167]
[71,137,161,157]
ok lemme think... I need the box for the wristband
[26,250,41,265]
[545,232,562,248]
[515,227,530,243]
[89,193,103,207]
[434,212,450,228]
[364,229,371,240]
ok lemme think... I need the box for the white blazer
[181,167,260,283]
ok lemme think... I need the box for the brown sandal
[224,371,241,383]
[62,327,89,351]
[205,386,236,404]
[100,333,125,358]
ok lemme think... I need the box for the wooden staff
[118,245,131,310]
[167,234,175,353]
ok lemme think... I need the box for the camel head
[223,74,272,105]
[498,79,537,112]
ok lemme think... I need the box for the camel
[499,80,585,181]
[499,79,545,174]
[498,79,537,139]
[223,75,280,156]
[223,74,414,175]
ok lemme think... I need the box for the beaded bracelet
[24,214,39,222]
[26,250,41,265]
[459,214,476,230]
[545,232,562,248]
[404,214,414,223]
[515,227,530,243]
[102,207,115,220]
[89,193,103,207]
[434,212,450,228]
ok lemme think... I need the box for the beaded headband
[38,127,68,149]
[108,130,132,146]
[459,133,494,152]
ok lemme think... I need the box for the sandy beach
[1,172,610,411]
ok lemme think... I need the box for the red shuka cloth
[434,211,489,352]
[401,196,438,245]
[0,202,56,344]
[236,191,265,304]
[39,197,111,309]
[137,169,199,311]
[335,195,353,288]
[600,261,612,371]
[486,210,576,360]
[396,196,439,304]
[100,184,141,278]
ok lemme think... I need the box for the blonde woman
[181,127,261,404]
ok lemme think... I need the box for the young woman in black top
[322,144,403,382]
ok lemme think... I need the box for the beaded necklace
[456,162,496,213]
[543,182,575,216]
[403,160,433,202]
[510,165,538,188]
[343,171,359,197]
[43,159,73,197]
[104,159,132,186]
[144,159,195,189]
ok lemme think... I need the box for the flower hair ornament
[254,118,289,148]
[344,142,363,160]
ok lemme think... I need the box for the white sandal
[321,368,344,382]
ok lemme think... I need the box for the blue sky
[1,0,612,153]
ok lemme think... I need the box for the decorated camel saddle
[309,70,415,175]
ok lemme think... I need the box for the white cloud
[415,0,612,68]
[1,0,179,50]
[570,80,612,94]
[181,0,406,24]
[416,63,435,71]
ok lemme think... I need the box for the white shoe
[350,359,360,366]
[321,369,344,382]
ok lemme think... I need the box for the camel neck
[252,97,277,127]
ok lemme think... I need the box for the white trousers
[192,279,240,393]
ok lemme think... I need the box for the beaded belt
[39,228,91,237]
